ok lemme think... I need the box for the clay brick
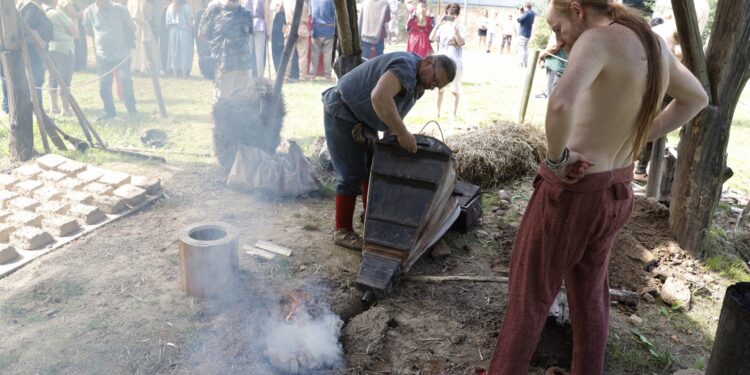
[0,245,19,264]
[113,184,147,205]
[64,191,93,205]
[99,171,131,187]
[7,196,41,212]
[14,180,44,196]
[33,187,63,202]
[8,211,43,227]
[0,174,19,189]
[14,164,44,179]
[0,191,19,208]
[56,178,86,191]
[0,224,15,242]
[130,175,162,195]
[37,154,70,170]
[37,202,70,216]
[42,216,80,237]
[82,182,115,196]
[69,204,106,225]
[92,195,127,214]
[38,170,67,183]
[56,161,87,176]
[11,227,53,250]
[0,210,11,223]
[76,169,104,184]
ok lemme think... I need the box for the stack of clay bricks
[0,154,161,266]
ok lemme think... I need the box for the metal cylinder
[178,221,239,298]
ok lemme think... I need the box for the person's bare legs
[437,90,444,118]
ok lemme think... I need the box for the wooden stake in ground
[518,49,541,124]
[645,136,666,198]
[272,0,304,101]
[705,282,750,374]
[144,40,167,118]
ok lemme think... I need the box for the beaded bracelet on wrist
[545,147,569,170]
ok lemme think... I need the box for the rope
[0,50,134,91]
[418,120,445,143]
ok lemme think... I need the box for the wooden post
[646,136,666,198]
[518,49,540,124]
[0,0,34,161]
[705,283,750,374]
[144,40,167,118]
[669,0,750,256]
[658,147,678,206]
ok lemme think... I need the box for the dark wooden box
[450,181,482,233]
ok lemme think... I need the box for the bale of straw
[212,79,286,171]
[446,121,547,187]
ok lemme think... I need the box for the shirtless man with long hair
[488,1,708,374]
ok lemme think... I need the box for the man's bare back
[544,1,707,180]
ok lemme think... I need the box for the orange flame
[283,290,310,322]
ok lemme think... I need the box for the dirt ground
[0,158,735,375]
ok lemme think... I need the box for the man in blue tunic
[322,52,456,250]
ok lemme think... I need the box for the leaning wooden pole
[272,0,304,100]
[670,0,750,256]
[19,41,50,153]
[333,0,362,77]
[144,40,167,118]
[645,136,666,198]
[0,0,34,161]
[518,49,540,124]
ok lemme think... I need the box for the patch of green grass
[0,352,18,371]
[705,255,750,282]
[59,280,85,299]
[302,223,320,231]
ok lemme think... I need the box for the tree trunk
[0,0,34,161]
[333,0,361,77]
[1,51,33,161]
[669,0,750,256]
[705,282,750,375]
[659,147,678,206]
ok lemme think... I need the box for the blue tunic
[322,52,424,132]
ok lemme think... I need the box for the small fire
[264,289,344,374]
[283,290,310,322]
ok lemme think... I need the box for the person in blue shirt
[516,2,535,67]
[321,52,456,250]
[310,0,335,80]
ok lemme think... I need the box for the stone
[11,227,53,250]
[69,204,106,225]
[33,187,63,202]
[56,160,87,176]
[92,195,127,214]
[0,245,20,264]
[56,178,85,191]
[76,168,105,184]
[0,210,11,223]
[99,171,131,187]
[0,174,19,189]
[113,184,147,205]
[8,211,43,227]
[627,314,643,326]
[642,293,656,304]
[7,197,41,212]
[36,154,70,170]
[498,200,510,210]
[430,240,452,259]
[82,182,115,196]
[498,190,512,202]
[14,180,44,196]
[36,202,70,217]
[0,191,18,208]
[130,175,162,195]
[64,191,93,205]
[14,164,44,179]
[0,224,15,242]
[659,277,692,309]
[38,170,67,183]
[42,216,80,237]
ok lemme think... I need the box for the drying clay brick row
[14,180,44,196]
[36,154,71,170]
[7,196,40,212]
[0,224,13,242]
[92,195,127,214]
[14,164,44,179]
[36,202,70,217]
[69,204,106,225]
[113,185,147,205]
[11,227,53,250]
[131,176,161,195]
[33,187,63,202]
[56,161,87,176]
[0,244,19,264]
[0,191,18,208]
[42,216,80,237]
[99,171,131,188]
[0,174,19,189]
[38,170,67,183]
[7,211,43,227]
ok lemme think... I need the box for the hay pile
[446,121,547,187]
[212,79,285,171]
